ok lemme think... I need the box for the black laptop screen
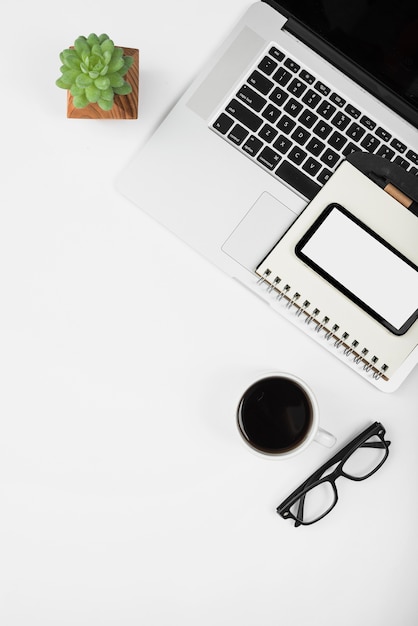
[270,0,418,126]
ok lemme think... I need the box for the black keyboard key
[287,78,307,97]
[273,135,292,154]
[332,111,350,130]
[306,137,325,157]
[273,67,292,86]
[390,138,407,153]
[302,89,322,109]
[228,124,249,145]
[360,133,380,153]
[226,99,263,132]
[315,81,330,96]
[275,161,321,199]
[269,87,289,107]
[303,157,321,176]
[317,168,333,185]
[284,98,303,117]
[247,70,274,95]
[291,126,311,146]
[376,145,395,160]
[406,149,418,165]
[360,115,376,131]
[317,101,336,120]
[288,146,307,165]
[346,122,365,141]
[257,146,282,170]
[345,104,361,118]
[213,113,234,134]
[313,120,332,139]
[258,55,278,76]
[298,110,318,129]
[237,85,267,112]
[242,135,263,156]
[321,148,340,167]
[258,123,278,143]
[262,103,281,123]
[269,47,285,62]
[394,156,410,169]
[328,130,347,150]
[342,142,361,157]
[330,93,346,107]
[300,70,315,84]
[277,114,296,134]
[284,58,300,73]
[376,127,391,142]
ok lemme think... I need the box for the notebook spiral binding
[257,269,389,382]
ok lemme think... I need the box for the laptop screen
[270,0,418,127]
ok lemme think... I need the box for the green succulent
[56,33,133,111]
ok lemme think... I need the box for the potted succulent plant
[56,33,139,119]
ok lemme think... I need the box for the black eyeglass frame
[277,421,391,527]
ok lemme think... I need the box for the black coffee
[237,376,313,454]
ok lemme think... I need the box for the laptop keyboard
[211,44,418,200]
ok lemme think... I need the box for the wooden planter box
[67,47,139,119]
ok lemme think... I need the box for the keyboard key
[298,110,318,129]
[236,85,266,112]
[390,138,407,153]
[331,111,350,130]
[273,66,292,86]
[269,87,289,107]
[321,148,340,167]
[313,120,332,139]
[273,135,292,154]
[303,157,321,176]
[302,89,322,109]
[287,78,307,97]
[317,101,336,120]
[258,55,278,76]
[284,58,300,73]
[258,123,278,143]
[247,70,274,95]
[330,93,346,107]
[376,127,391,142]
[257,146,282,170]
[300,69,315,84]
[275,161,321,199]
[360,133,380,153]
[228,124,249,145]
[315,81,330,96]
[345,104,361,118]
[213,113,234,134]
[284,98,303,117]
[288,146,307,165]
[226,99,263,132]
[277,115,296,134]
[342,142,361,157]
[394,156,410,169]
[262,103,281,123]
[406,149,418,165]
[376,145,395,160]
[360,115,376,131]
[306,137,325,156]
[242,135,263,156]
[328,130,347,150]
[269,47,285,62]
[346,122,365,141]
[291,126,311,146]
[317,168,333,185]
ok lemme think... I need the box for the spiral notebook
[256,161,418,391]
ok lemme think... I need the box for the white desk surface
[1,1,417,624]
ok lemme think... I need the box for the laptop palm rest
[221,192,298,271]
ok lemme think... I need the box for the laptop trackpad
[222,192,298,271]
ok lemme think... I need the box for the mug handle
[315,427,336,448]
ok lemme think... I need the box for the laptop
[117,0,418,390]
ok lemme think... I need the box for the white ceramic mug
[236,372,336,459]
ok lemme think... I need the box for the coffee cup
[236,373,336,458]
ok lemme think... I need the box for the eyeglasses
[277,422,390,527]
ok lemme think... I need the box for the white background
[1,1,417,624]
